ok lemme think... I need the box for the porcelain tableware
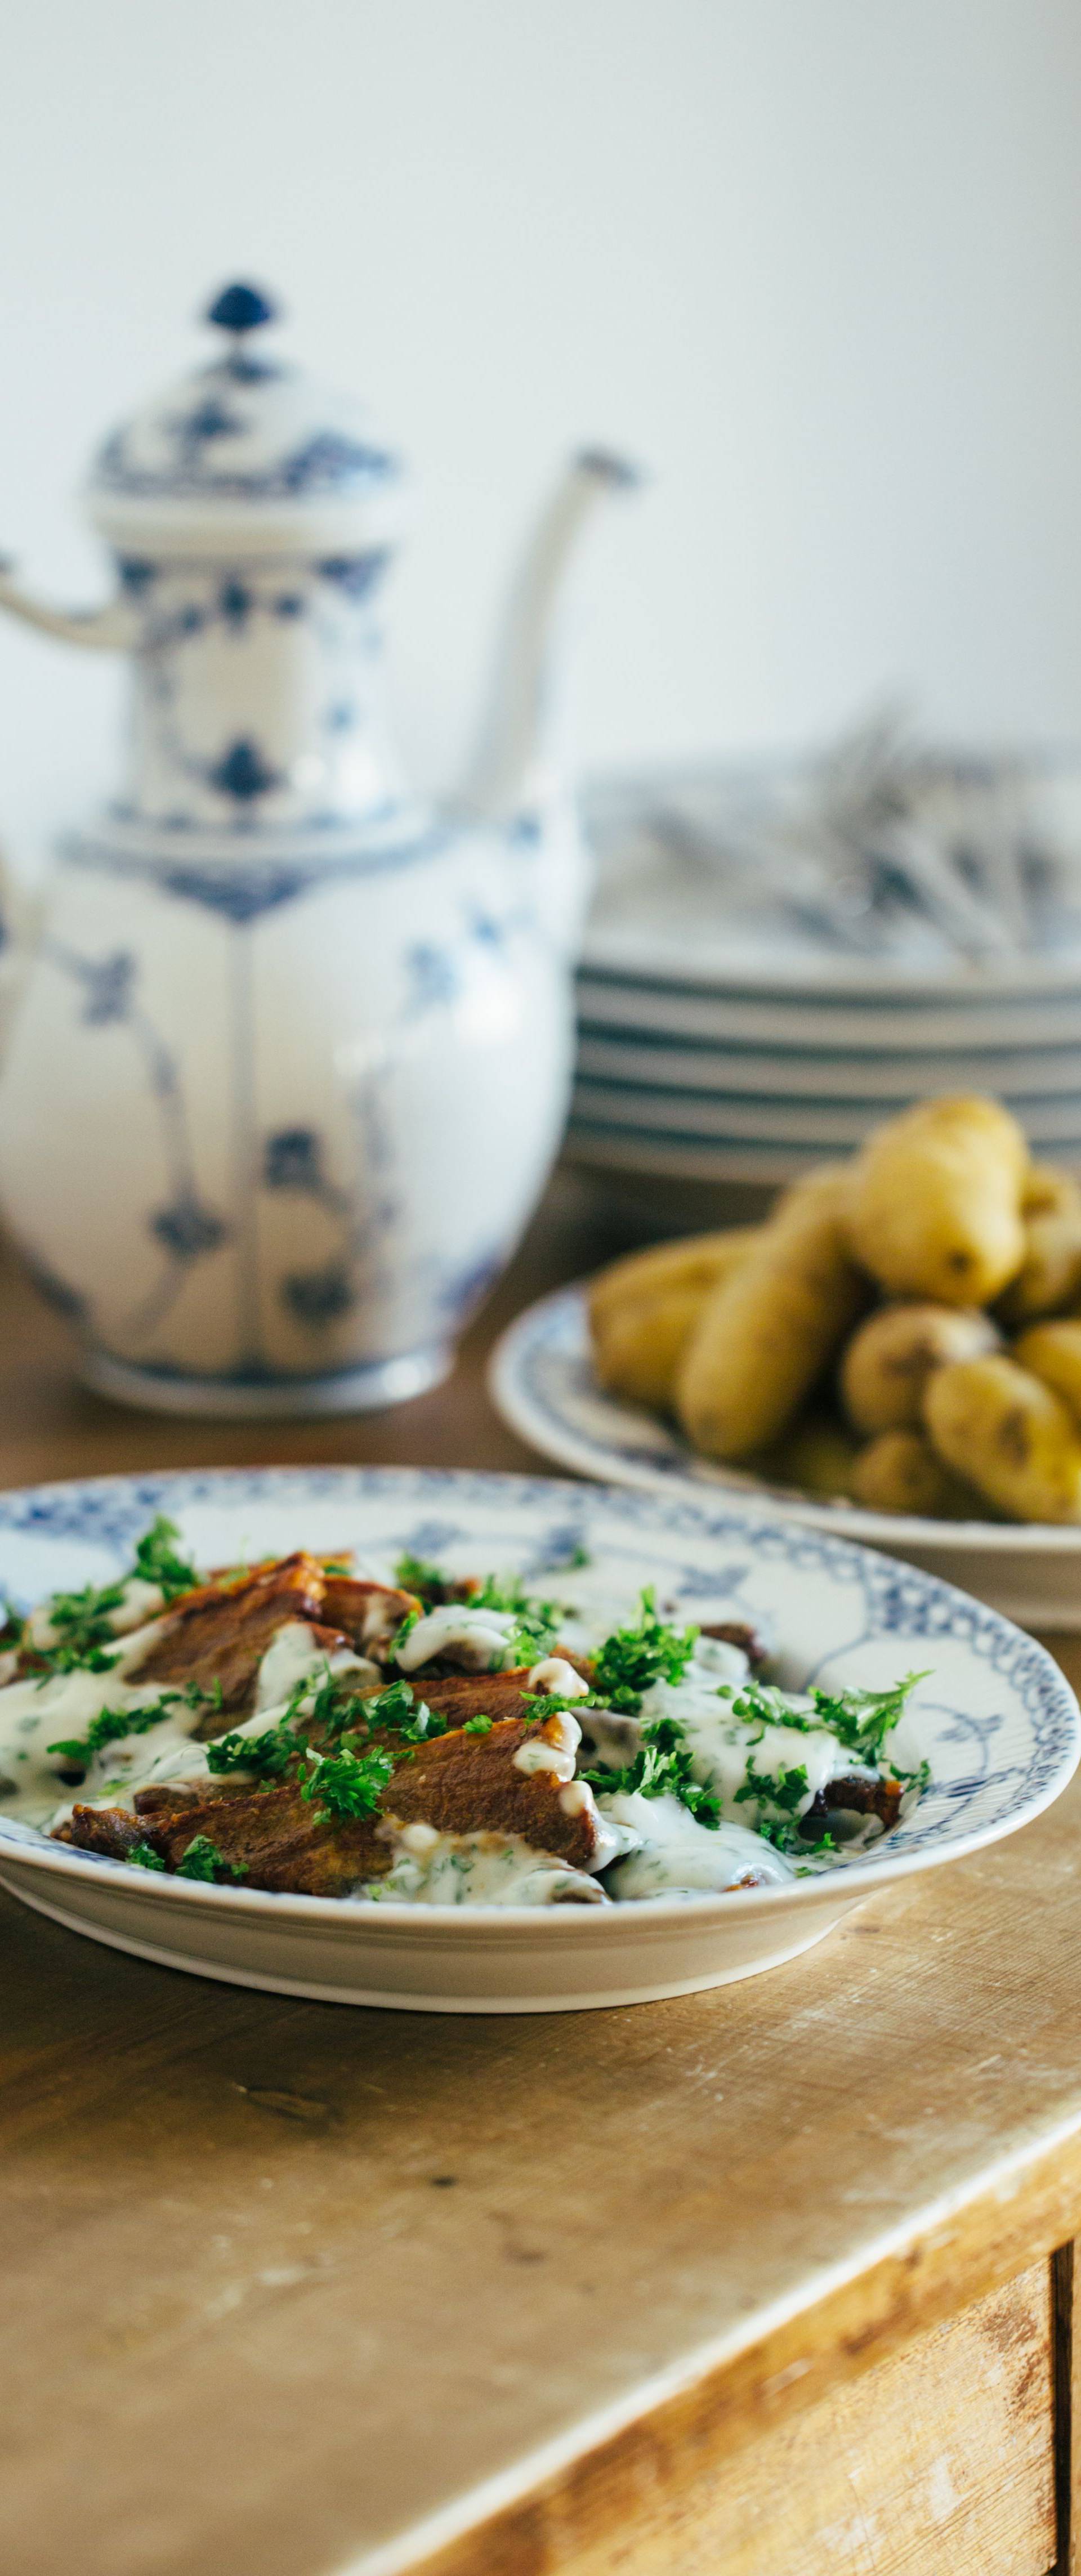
[492,1287,1081,1629]
[0,287,635,1416]
[0,1465,1074,2009]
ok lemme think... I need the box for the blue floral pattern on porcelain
[0,289,635,1414]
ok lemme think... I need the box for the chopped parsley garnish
[589,1589,698,1714]
[734,1755,811,1847]
[390,1606,421,1657]
[463,1714,494,1735]
[583,1707,721,1828]
[520,1689,596,1727]
[722,1672,927,1769]
[48,1677,213,1767]
[205,1721,298,1781]
[131,1515,199,1603]
[32,1577,126,1679]
[300,1742,395,1823]
[202,1666,446,1800]
[176,1835,248,1883]
[128,1840,166,1872]
[30,1515,200,1681]
[307,1671,447,1748]
[394,1553,447,1602]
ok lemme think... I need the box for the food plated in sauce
[0,1517,926,1909]
[0,1466,1074,2007]
[589,1094,1081,1527]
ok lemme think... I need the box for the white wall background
[1,0,1080,871]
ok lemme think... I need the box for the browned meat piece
[62,1804,151,1861]
[128,1553,332,1713]
[387,1716,606,1871]
[320,1576,420,1657]
[296,1667,560,1752]
[386,1668,545,1729]
[66,1784,386,1895]
[799,1770,903,1840]
[59,1710,610,1893]
[699,1620,769,1669]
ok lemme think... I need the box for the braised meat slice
[60,1711,610,1893]
[384,1716,606,1870]
[320,1576,420,1658]
[699,1620,769,1669]
[65,1784,386,1897]
[799,1770,903,1840]
[381,1668,546,1730]
[129,1554,333,1712]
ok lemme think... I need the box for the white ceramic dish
[570,1077,1081,1153]
[576,1030,1081,1104]
[492,1288,1081,1630]
[566,1124,864,1188]
[0,1467,1076,2011]
[577,971,1081,1052]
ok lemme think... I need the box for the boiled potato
[851,1428,985,1519]
[1013,1320,1081,1428]
[839,1302,999,1435]
[923,1353,1081,1523]
[845,1095,1028,1307]
[997,1165,1081,1325]
[676,1177,867,1461]
[589,1228,760,1409]
[757,1413,860,1501]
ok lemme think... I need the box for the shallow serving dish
[0,1465,1075,2012]
[492,1288,1081,1632]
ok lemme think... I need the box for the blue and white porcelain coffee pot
[0,284,633,1414]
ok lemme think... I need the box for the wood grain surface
[3,1176,1081,2576]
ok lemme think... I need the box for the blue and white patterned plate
[0,1466,1075,2011]
[491,1290,1081,1633]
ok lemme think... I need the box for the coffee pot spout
[461,449,640,829]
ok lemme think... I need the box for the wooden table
[5,1170,1081,2576]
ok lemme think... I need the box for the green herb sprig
[589,1589,699,1714]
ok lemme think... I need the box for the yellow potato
[587,1228,760,1324]
[997,1164,1081,1325]
[839,1302,999,1435]
[923,1353,1081,1523]
[851,1428,985,1519]
[1013,1320,1081,1427]
[676,1177,868,1461]
[845,1095,1028,1307]
[588,1228,760,1410]
[757,1414,860,1502]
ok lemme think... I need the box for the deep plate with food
[0,1467,1074,2010]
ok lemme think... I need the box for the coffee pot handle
[0,558,139,651]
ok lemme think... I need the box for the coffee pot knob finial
[205,280,279,336]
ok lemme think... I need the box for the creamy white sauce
[600,1792,795,1899]
[512,1710,580,1782]
[26,1575,166,1651]
[526,1656,590,1700]
[395,1604,519,1672]
[253,1622,377,1712]
[0,1550,912,1904]
[0,1638,217,1826]
[364,1828,609,1907]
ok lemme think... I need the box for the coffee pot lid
[86,282,408,557]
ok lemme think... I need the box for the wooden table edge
[341,2118,1081,2576]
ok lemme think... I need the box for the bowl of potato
[492,1096,1081,1627]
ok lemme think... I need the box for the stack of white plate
[571,758,1081,1187]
